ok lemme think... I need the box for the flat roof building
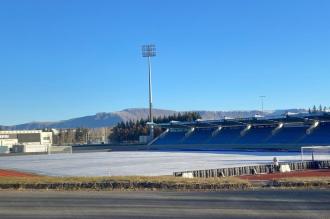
[0,130,52,152]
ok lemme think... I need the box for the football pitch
[0,151,302,177]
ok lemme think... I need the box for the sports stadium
[1,112,330,177]
[150,112,330,151]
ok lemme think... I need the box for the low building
[0,130,52,153]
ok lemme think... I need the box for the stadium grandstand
[150,112,330,151]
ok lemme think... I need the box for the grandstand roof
[155,112,330,129]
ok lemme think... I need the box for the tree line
[52,127,112,145]
[109,112,201,143]
[53,128,89,145]
[308,105,330,114]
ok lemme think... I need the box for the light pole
[142,44,156,139]
[259,96,266,115]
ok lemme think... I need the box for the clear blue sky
[0,0,329,125]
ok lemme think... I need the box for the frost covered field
[0,151,302,177]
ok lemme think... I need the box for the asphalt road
[0,189,329,219]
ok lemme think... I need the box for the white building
[0,130,52,153]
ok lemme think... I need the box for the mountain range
[0,108,307,130]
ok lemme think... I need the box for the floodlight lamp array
[142,44,156,57]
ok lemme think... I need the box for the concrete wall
[174,160,330,178]
[12,144,48,153]
[0,146,9,154]
[24,145,48,153]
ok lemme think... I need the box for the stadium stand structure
[150,112,330,151]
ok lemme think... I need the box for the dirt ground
[0,169,36,177]
[239,169,330,180]
[1,167,330,182]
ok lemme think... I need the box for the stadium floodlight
[259,96,266,114]
[142,44,156,139]
[142,44,156,57]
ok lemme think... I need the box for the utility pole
[142,44,156,139]
[259,96,266,115]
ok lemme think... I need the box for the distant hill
[0,108,307,130]
[197,109,307,120]
[0,109,176,130]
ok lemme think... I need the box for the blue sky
[0,0,329,125]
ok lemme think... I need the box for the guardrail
[173,160,330,178]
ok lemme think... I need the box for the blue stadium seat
[181,128,213,144]
[237,126,274,144]
[153,131,186,145]
[302,122,330,145]
[208,127,244,145]
[267,126,307,144]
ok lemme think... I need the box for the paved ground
[0,151,304,176]
[0,189,329,219]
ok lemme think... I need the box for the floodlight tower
[259,96,266,115]
[142,44,156,139]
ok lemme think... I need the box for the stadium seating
[237,126,274,144]
[151,121,330,150]
[302,122,330,144]
[267,127,307,144]
[181,128,212,144]
[208,127,243,145]
[153,131,186,145]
